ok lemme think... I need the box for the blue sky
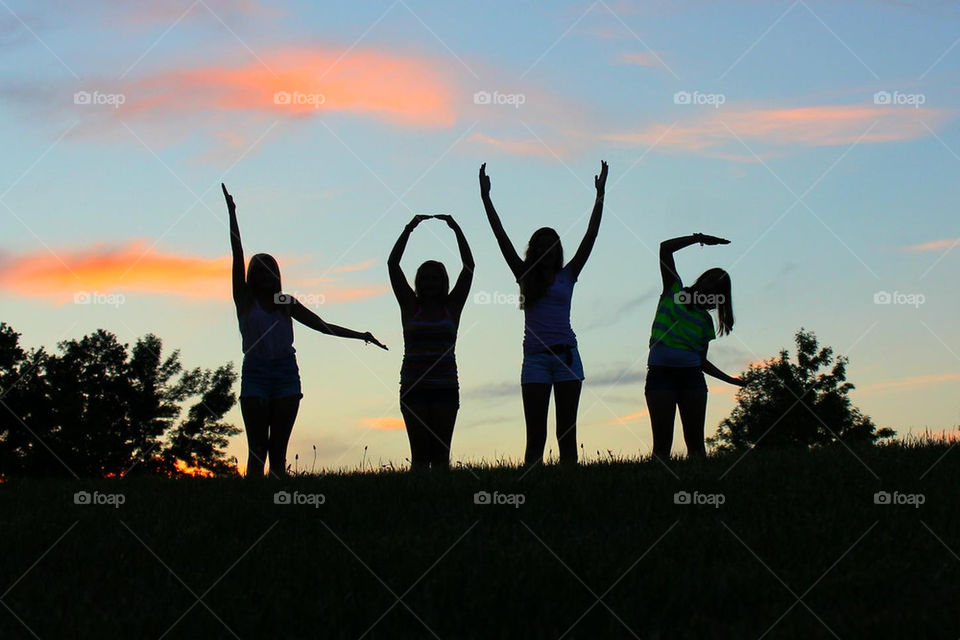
[1,0,959,470]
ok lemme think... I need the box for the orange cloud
[332,259,377,274]
[616,51,663,67]
[858,373,960,394]
[468,132,557,158]
[603,409,648,426]
[360,417,405,431]
[117,48,458,128]
[0,241,388,304]
[900,238,960,252]
[606,104,956,156]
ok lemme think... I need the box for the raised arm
[567,160,608,280]
[479,163,523,279]
[658,233,729,293]
[435,214,475,314]
[289,299,387,350]
[388,215,429,312]
[222,183,246,308]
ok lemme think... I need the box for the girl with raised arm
[388,214,474,470]
[223,183,387,477]
[479,161,608,466]
[645,233,745,460]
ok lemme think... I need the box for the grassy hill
[1,441,957,639]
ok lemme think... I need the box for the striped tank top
[648,280,716,366]
[400,305,458,391]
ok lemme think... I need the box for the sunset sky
[2,0,959,470]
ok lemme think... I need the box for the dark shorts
[400,386,460,409]
[644,365,707,393]
[240,353,303,400]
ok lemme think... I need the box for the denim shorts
[521,345,585,385]
[240,353,303,400]
[644,365,707,393]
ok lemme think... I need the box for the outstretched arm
[222,183,246,308]
[436,215,475,313]
[567,160,608,280]
[659,233,729,293]
[289,299,387,350]
[479,163,523,279]
[702,358,746,387]
[388,215,429,311]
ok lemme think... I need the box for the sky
[1,0,959,471]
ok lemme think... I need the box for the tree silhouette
[0,323,240,478]
[709,328,894,451]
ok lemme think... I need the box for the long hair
[414,260,450,305]
[691,267,733,336]
[246,253,285,312]
[519,227,563,310]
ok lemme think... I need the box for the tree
[709,328,894,451]
[0,323,240,478]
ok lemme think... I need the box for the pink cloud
[900,238,960,252]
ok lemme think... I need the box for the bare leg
[554,380,582,464]
[267,396,300,476]
[522,383,552,466]
[400,401,433,470]
[677,388,708,459]
[429,404,458,470]
[240,397,270,477]
[645,390,679,461]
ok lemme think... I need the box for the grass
[1,440,958,639]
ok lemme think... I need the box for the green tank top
[648,280,716,353]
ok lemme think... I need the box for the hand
[407,214,431,230]
[434,214,457,229]
[594,160,608,195]
[363,332,388,350]
[479,163,491,197]
[221,183,236,214]
[696,233,730,246]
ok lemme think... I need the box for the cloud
[0,241,388,303]
[858,372,960,394]
[467,132,558,158]
[332,259,377,273]
[605,103,957,158]
[359,417,405,431]
[899,238,960,252]
[616,51,665,67]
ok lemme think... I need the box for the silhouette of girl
[646,233,746,460]
[223,183,387,477]
[479,161,608,466]
[388,214,474,470]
